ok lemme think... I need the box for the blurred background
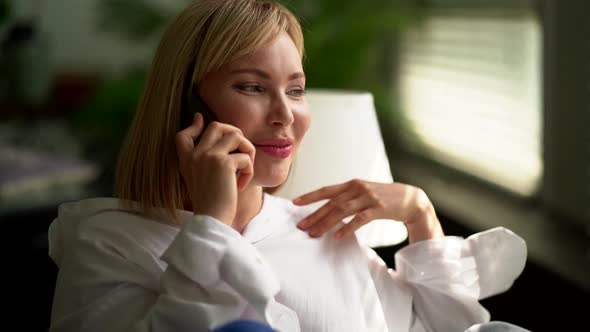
[1,0,588,330]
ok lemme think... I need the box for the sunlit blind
[398,7,542,197]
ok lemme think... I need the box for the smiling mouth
[254,144,293,158]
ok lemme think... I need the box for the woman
[48,0,527,331]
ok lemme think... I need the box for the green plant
[285,0,422,151]
[97,0,420,89]
[0,1,9,25]
[289,0,415,88]
[97,0,172,42]
[71,74,145,165]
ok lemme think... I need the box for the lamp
[274,89,408,247]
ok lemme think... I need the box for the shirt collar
[241,193,293,243]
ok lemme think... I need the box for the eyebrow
[229,68,305,81]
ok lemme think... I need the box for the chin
[253,162,291,188]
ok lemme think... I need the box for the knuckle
[205,151,223,163]
[174,132,183,143]
[371,194,385,208]
[319,186,329,194]
[174,133,188,148]
[324,200,337,209]
[320,220,334,232]
[228,131,241,139]
[313,224,326,233]
[202,150,214,159]
[190,151,201,163]
[233,127,244,136]
[340,227,352,237]
[333,204,346,214]
[414,187,430,209]
[353,214,364,223]
[368,191,379,201]
[356,211,369,222]
[352,179,367,190]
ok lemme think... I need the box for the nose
[267,93,294,127]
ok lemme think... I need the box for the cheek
[210,93,261,129]
[294,109,311,142]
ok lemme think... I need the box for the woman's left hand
[293,179,445,242]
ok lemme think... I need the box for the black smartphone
[180,88,217,145]
[180,80,242,177]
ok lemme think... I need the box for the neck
[231,185,264,234]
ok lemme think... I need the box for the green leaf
[72,75,145,148]
[97,0,172,41]
[0,1,10,24]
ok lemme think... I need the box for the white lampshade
[274,89,408,247]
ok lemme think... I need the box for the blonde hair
[114,0,304,224]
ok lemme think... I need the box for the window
[397,6,542,197]
[391,0,590,292]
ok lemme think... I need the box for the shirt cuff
[464,226,527,299]
[394,227,526,300]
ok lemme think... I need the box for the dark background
[2,0,589,331]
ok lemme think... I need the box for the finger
[292,181,351,206]
[298,188,358,230]
[308,194,371,237]
[210,130,256,159]
[334,209,374,239]
[175,112,204,157]
[198,121,244,150]
[229,153,254,191]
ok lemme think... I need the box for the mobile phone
[180,83,243,178]
[180,89,217,144]
[180,70,244,155]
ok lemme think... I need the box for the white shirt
[48,193,527,332]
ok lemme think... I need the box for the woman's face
[198,32,310,188]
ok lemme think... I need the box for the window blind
[397,7,542,197]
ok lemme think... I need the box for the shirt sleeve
[368,226,526,332]
[49,214,300,332]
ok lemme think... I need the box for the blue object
[465,321,531,332]
[212,320,275,332]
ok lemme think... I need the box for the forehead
[226,33,303,72]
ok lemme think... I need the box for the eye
[287,88,307,98]
[236,84,264,93]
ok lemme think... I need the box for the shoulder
[80,209,179,257]
[52,197,181,269]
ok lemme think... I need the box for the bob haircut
[114,0,304,224]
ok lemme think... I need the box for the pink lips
[255,144,293,158]
[254,138,293,159]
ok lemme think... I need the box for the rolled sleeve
[161,214,292,329]
[392,227,526,331]
[396,235,480,298]
[162,215,270,287]
[395,227,526,300]
[464,227,527,299]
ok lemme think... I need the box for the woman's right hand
[175,112,256,226]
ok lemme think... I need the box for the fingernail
[309,231,318,237]
[297,220,308,229]
[292,197,302,204]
